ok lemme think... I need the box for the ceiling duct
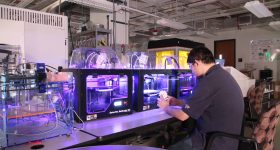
[156,18,189,30]
[238,14,252,26]
[195,20,206,30]
[65,0,121,12]
[188,0,218,7]
[16,0,34,8]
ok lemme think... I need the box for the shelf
[73,28,111,38]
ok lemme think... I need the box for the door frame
[214,39,236,67]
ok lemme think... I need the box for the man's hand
[157,95,170,110]
[157,99,170,109]
[157,95,190,121]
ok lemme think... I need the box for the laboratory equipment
[132,69,175,111]
[224,67,255,97]
[148,38,204,69]
[173,69,196,99]
[69,47,121,69]
[0,45,74,148]
[62,69,133,121]
[127,52,153,69]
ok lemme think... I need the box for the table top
[5,109,175,149]
[6,130,97,150]
[80,109,175,140]
[69,145,165,150]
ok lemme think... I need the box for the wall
[0,5,68,68]
[24,21,68,68]
[0,20,25,54]
[0,19,68,68]
[182,28,280,80]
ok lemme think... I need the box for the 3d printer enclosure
[62,69,133,122]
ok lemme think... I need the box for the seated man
[158,46,244,150]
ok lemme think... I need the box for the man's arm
[163,106,189,121]
[157,97,189,121]
[169,97,185,106]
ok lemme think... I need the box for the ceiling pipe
[29,0,58,10]
[41,0,66,12]
[187,0,218,7]
[130,0,280,21]
[46,0,191,30]
[121,5,160,18]
[130,0,220,20]
[129,0,184,19]
[130,1,280,32]
[9,0,17,5]
[16,0,35,8]
[41,0,162,18]
[179,3,280,24]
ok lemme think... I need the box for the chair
[247,83,266,117]
[205,102,280,150]
[244,83,266,128]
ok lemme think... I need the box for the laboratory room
[0,0,279,150]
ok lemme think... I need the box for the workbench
[6,109,177,150]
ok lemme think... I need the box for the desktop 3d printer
[64,47,132,121]
[132,69,176,112]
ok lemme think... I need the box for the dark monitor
[259,69,272,80]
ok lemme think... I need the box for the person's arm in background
[157,96,189,121]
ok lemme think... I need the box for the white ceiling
[0,0,280,39]
[128,0,280,38]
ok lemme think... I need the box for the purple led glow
[180,87,193,91]
[105,80,113,86]
[143,90,159,94]
[96,88,114,92]
[87,82,98,88]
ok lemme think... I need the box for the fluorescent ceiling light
[244,1,273,18]
[156,18,188,30]
[269,21,280,31]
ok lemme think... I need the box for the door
[214,39,236,67]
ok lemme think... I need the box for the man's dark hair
[187,46,215,64]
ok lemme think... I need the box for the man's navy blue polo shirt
[183,64,244,150]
